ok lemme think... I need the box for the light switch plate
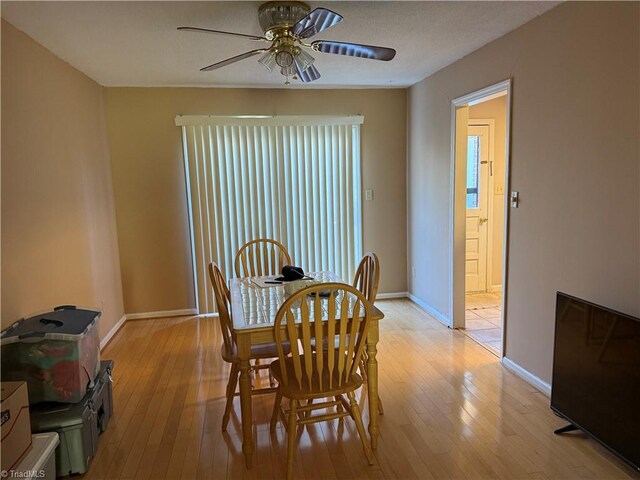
[365,189,373,201]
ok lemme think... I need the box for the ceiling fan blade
[312,40,396,61]
[292,8,343,39]
[295,63,321,83]
[200,49,268,72]
[178,26,267,42]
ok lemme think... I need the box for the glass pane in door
[466,135,480,208]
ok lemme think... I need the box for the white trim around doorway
[450,79,512,359]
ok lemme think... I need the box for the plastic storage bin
[12,432,59,480]
[1,306,101,404]
[30,360,114,477]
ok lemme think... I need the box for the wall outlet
[365,189,373,201]
[495,184,504,195]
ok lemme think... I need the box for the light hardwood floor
[85,300,638,480]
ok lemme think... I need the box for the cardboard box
[1,382,32,472]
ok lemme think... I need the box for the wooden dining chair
[269,283,375,480]
[353,252,380,305]
[234,238,292,278]
[353,252,384,414]
[208,262,284,431]
[308,252,384,415]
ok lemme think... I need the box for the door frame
[449,79,512,358]
[468,119,497,293]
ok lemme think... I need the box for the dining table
[229,271,385,468]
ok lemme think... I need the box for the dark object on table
[308,290,332,298]
[276,265,306,282]
[30,360,114,477]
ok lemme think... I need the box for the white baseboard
[376,292,408,300]
[99,308,203,350]
[502,356,551,397]
[126,308,198,321]
[407,293,451,327]
[489,284,503,294]
[100,314,127,351]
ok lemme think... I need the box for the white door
[465,125,490,293]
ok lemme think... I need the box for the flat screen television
[551,292,640,471]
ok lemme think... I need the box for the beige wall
[469,96,507,288]
[408,2,639,383]
[1,21,125,340]
[104,88,407,314]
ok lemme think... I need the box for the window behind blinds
[176,115,363,314]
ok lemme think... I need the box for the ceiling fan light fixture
[293,48,315,72]
[258,50,278,71]
[275,47,295,67]
[280,65,295,77]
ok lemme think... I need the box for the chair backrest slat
[234,238,292,278]
[286,309,302,388]
[326,292,337,389]
[268,243,275,275]
[347,301,363,377]
[313,298,325,390]
[208,262,234,354]
[300,300,313,389]
[275,313,290,384]
[273,283,372,390]
[337,297,349,386]
[248,247,256,276]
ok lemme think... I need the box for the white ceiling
[1,1,559,88]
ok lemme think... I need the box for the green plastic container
[30,360,114,477]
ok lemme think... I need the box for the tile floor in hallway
[464,292,502,356]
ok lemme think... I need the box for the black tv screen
[551,292,640,471]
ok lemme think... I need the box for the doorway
[450,81,511,358]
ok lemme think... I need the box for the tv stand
[554,423,579,435]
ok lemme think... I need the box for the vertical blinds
[176,115,364,314]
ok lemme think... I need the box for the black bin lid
[1,305,101,342]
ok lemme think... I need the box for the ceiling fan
[178,1,396,84]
